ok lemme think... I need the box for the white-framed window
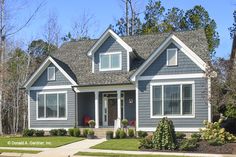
[36,91,67,120]
[166,48,178,66]
[47,67,56,81]
[99,52,122,71]
[150,81,195,118]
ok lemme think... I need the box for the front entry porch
[77,89,136,129]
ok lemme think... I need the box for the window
[100,52,122,71]
[151,82,194,117]
[47,67,55,81]
[37,92,67,120]
[167,48,177,66]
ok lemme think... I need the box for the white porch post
[117,90,121,128]
[95,91,99,128]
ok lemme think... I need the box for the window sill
[99,68,122,71]
[36,118,67,121]
[150,115,195,119]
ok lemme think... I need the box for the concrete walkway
[32,138,106,157]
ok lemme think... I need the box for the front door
[108,99,117,126]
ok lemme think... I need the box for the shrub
[137,131,148,138]
[152,117,177,150]
[74,128,81,137]
[88,129,95,135]
[128,129,134,138]
[115,129,121,139]
[179,138,198,151]
[191,133,201,142]
[200,119,236,145]
[106,131,113,139]
[221,118,236,135]
[23,129,35,137]
[139,135,153,149]
[121,119,129,128]
[176,132,186,139]
[35,130,45,137]
[119,130,127,139]
[58,129,67,136]
[68,128,74,136]
[208,138,224,146]
[224,104,236,118]
[83,129,89,137]
[49,129,58,136]
[88,120,96,128]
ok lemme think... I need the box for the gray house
[23,28,212,132]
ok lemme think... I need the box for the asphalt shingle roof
[53,29,209,86]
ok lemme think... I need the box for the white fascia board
[130,34,207,82]
[87,29,132,57]
[138,73,206,81]
[24,56,77,89]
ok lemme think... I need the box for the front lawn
[0,136,84,148]
[91,139,140,151]
[0,149,41,154]
[76,152,181,157]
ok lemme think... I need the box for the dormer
[87,29,132,73]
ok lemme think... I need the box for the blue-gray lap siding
[29,63,76,128]
[141,43,204,76]
[32,63,72,87]
[29,88,76,128]
[94,36,127,72]
[138,78,208,128]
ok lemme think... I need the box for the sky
[10,0,236,59]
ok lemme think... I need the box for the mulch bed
[141,141,236,154]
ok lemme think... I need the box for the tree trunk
[0,0,5,135]
[125,0,129,36]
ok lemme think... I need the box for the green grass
[76,152,182,157]
[91,139,140,151]
[0,149,41,154]
[0,136,84,148]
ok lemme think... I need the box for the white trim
[208,78,212,122]
[30,127,71,131]
[117,90,121,128]
[28,90,30,129]
[99,52,122,71]
[127,51,130,72]
[135,81,139,130]
[47,67,56,81]
[74,85,135,93]
[23,56,77,89]
[137,127,201,132]
[87,29,132,56]
[150,81,195,119]
[166,48,178,66]
[130,34,207,81]
[138,73,205,81]
[36,91,68,121]
[95,91,99,128]
[30,85,72,90]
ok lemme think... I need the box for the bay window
[151,82,194,117]
[100,52,122,71]
[37,92,67,120]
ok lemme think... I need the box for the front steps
[80,128,114,138]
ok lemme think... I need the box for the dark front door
[108,99,117,126]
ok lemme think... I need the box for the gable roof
[52,29,209,86]
[87,29,132,56]
[130,34,207,81]
[23,56,78,89]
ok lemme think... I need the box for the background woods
[0,0,234,134]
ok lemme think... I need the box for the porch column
[117,90,121,128]
[95,91,99,128]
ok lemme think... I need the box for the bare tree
[0,0,44,134]
[71,11,96,40]
[43,12,61,48]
